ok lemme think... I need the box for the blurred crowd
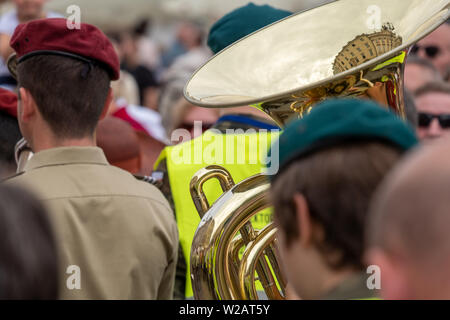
[0,0,449,301]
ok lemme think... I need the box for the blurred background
[0,0,334,30]
[0,0,334,57]
[0,0,332,174]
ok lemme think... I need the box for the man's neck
[31,136,97,153]
[318,268,358,299]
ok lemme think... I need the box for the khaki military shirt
[8,147,178,300]
[321,272,380,300]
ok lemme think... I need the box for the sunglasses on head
[410,45,441,59]
[418,112,450,128]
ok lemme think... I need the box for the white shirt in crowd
[0,10,63,78]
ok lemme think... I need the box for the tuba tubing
[190,167,286,300]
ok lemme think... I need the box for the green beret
[270,98,419,177]
[207,3,292,54]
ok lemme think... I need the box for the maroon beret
[8,18,119,80]
[0,88,17,117]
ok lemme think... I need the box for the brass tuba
[186,0,450,300]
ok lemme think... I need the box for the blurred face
[404,64,438,93]
[277,229,319,299]
[276,194,328,300]
[180,106,218,139]
[416,92,450,141]
[14,0,46,20]
[414,25,450,78]
[177,23,201,49]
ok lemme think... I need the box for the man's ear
[18,87,37,123]
[293,193,313,247]
[99,88,114,120]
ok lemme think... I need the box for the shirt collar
[24,146,109,171]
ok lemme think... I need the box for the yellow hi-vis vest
[154,129,280,298]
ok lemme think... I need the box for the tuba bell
[186,0,450,300]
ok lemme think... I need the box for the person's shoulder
[106,165,172,208]
[3,168,39,185]
[2,170,47,199]
[2,170,24,183]
[118,171,177,234]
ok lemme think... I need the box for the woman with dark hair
[0,184,58,299]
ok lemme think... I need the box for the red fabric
[10,18,119,80]
[0,88,17,117]
[112,107,147,134]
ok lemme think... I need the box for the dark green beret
[270,98,419,178]
[207,3,292,54]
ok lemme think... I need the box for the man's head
[270,98,418,299]
[414,81,450,142]
[14,0,46,21]
[207,2,292,55]
[366,139,450,299]
[412,21,450,79]
[9,18,119,150]
[404,56,441,93]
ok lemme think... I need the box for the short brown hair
[414,81,450,98]
[17,55,111,139]
[271,141,402,270]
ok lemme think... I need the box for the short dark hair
[17,55,111,138]
[271,141,402,270]
[0,110,21,171]
[0,184,58,299]
[415,81,450,98]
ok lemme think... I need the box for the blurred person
[411,19,450,79]
[96,115,142,174]
[153,3,291,299]
[0,184,58,299]
[161,23,210,84]
[160,22,203,70]
[0,0,62,90]
[107,99,168,174]
[6,19,178,299]
[366,138,450,299]
[159,23,211,136]
[133,18,160,71]
[106,35,168,173]
[167,98,219,142]
[0,87,21,178]
[414,81,450,141]
[109,35,140,106]
[120,31,159,110]
[404,55,442,93]
[403,89,418,127]
[159,70,218,139]
[271,99,418,300]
